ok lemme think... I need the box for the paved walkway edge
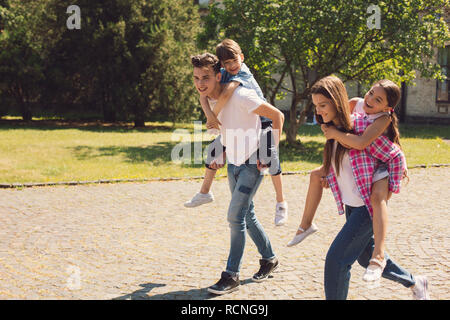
[1,163,449,189]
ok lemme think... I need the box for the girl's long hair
[374,80,409,182]
[373,80,401,147]
[312,76,353,176]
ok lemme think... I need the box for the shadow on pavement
[112,279,258,300]
[113,283,214,300]
[113,283,166,300]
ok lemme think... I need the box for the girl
[288,80,405,282]
[300,76,428,299]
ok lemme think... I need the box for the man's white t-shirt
[208,86,264,166]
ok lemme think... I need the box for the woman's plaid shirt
[326,113,407,217]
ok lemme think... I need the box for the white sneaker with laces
[184,192,214,208]
[274,201,288,226]
[287,223,318,247]
[411,275,430,300]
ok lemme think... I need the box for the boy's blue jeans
[324,205,416,300]
[225,163,276,275]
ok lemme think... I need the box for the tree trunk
[286,98,314,146]
[286,122,301,145]
[11,83,32,121]
[287,97,301,146]
[21,105,32,121]
[134,117,145,127]
[102,92,116,122]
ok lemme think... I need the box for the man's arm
[213,81,241,117]
[322,115,391,150]
[253,102,284,145]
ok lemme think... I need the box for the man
[191,52,284,295]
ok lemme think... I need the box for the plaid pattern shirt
[326,113,407,217]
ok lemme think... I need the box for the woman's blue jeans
[225,163,275,275]
[324,205,415,300]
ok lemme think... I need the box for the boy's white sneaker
[184,192,214,208]
[274,201,288,226]
[411,275,430,300]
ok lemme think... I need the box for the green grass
[0,120,449,184]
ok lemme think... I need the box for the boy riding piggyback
[185,39,288,226]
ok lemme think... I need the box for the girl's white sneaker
[362,258,386,282]
[287,223,318,247]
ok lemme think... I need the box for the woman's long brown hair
[312,76,353,176]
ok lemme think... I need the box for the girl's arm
[212,81,241,117]
[322,115,391,150]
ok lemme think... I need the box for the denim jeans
[324,205,415,300]
[225,162,276,275]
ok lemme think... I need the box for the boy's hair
[216,39,242,62]
[191,53,221,74]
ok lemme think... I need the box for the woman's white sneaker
[184,192,214,208]
[287,223,318,247]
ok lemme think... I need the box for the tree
[199,0,450,146]
[43,0,201,126]
[0,1,47,120]
[0,0,202,126]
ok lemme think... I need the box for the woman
[311,76,429,300]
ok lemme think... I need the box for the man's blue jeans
[225,163,276,275]
[324,205,415,300]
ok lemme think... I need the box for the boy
[191,52,283,294]
[185,39,288,226]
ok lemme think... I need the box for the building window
[436,46,450,102]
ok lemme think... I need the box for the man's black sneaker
[207,272,240,295]
[252,258,279,282]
